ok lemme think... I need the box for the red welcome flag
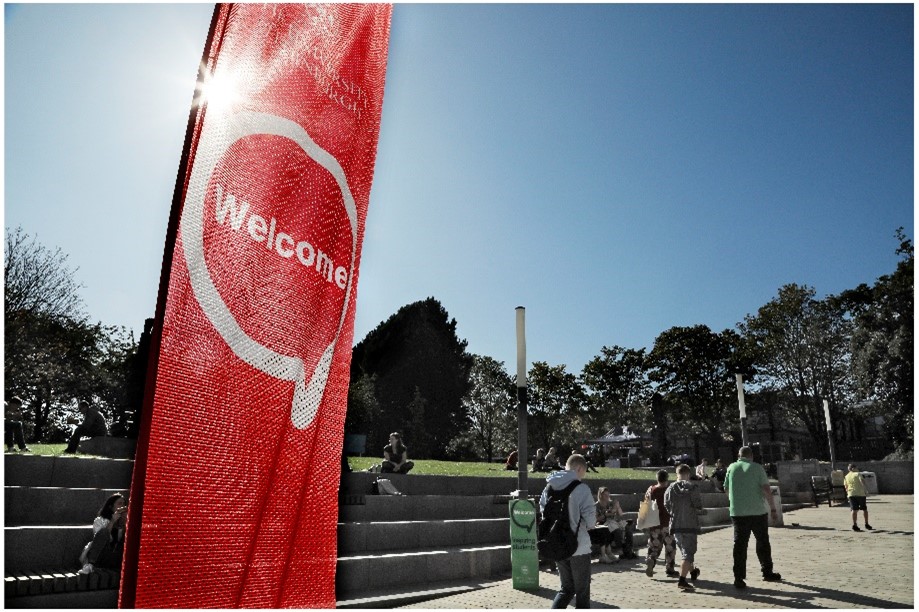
[120,4,392,608]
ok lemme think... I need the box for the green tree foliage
[527,361,586,452]
[647,325,747,454]
[448,354,517,462]
[4,228,138,441]
[739,284,854,453]
[580,345,651,435]
[847,229,914,451]
[349,298,473,459]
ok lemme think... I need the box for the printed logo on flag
[181,110,357,430]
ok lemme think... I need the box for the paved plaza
[402,494,913,609]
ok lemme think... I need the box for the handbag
[636,498,661,530]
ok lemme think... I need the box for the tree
[4,227,138,441]
[449,355,517,462]
[646,325,747,458]
[580,345,651,435]
[349,298,473,459]
[527,361,586,452]
[739,284,854,456]
[847,229,914,451]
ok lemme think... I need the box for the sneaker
[19,446,31,453]
[690,568,701,581]
[734,579,747,589]
[865,524,874,530]
[5,447,14,453]
[852,524,862,532]
[666,569,680,578]
[645,560,655,577]
[78,563,94,575]
[677,578,694,591]
[763,572,782,582]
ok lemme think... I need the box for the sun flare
[197,69,243,115]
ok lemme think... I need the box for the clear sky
[5,3,914,375]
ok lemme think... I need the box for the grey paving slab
[400,494,913,609]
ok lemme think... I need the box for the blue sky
[5,3,914,375]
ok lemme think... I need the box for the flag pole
[515,307,528,497]
[735,374,749,448]
[118,5,226,607]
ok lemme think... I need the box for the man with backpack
[539,454,596,609]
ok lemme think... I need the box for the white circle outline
[180,110,357,430]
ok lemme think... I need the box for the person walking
[664,464,703,591]
[540,454,595,609]
[844,464,873,531]
[724,446,782,589]
[643,469,678,578]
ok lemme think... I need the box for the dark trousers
[551,553,591,609]
[86,527,123,569]
[732,513,773,580]
[5,419,27,449]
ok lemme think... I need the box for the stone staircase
[5,455,811,609]
[333,472,787,607]
[4,454,133,608]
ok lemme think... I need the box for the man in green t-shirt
[844,464,873,532]
[723,446,782,589]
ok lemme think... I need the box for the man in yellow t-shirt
[844,464,873,532]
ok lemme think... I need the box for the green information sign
[509,498,539,590]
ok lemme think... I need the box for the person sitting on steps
[381,432,414,474]
[64,400,108,454]
[78,493,128,575]
[591,486,637,563]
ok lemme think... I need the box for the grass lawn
[346,456,656,480]
[6,443,68,456]
[8,445,658,481]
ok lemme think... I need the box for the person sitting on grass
[505,448,518,471]
[543,446,561,471]
[381,432,414,474]
[78,493,128,575]
[532,448,547,472]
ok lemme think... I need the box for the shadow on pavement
[688,580,909,609]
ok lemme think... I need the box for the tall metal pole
[516,307,528,496]
[823,399,836,471]
[735,374,749,447]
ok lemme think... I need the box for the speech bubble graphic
[510,499,537,533]
[181,109,356,430]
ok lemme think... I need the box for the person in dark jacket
[643,469,677,578]
[64,400,108,454]
[664,464,704,591]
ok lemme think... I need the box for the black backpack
[537,481,584,561]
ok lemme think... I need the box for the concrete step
[335,543,512,596]
[5,526,91,575]
[5,570,119,609]
[5,487,124,526]
[338,518,509,554]
[339,495,511,523]
[342,472,665,499]
[4,455,133,489]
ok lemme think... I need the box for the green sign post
[509,498,539,590]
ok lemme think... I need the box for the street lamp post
[515,307,528,497]
[823,399,836,471]
[735,374,749,447]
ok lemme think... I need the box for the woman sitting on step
[381,432,414,474]
[590,487,637,563]
[78,493,128,575]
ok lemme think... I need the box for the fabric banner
[120,4,392,608]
